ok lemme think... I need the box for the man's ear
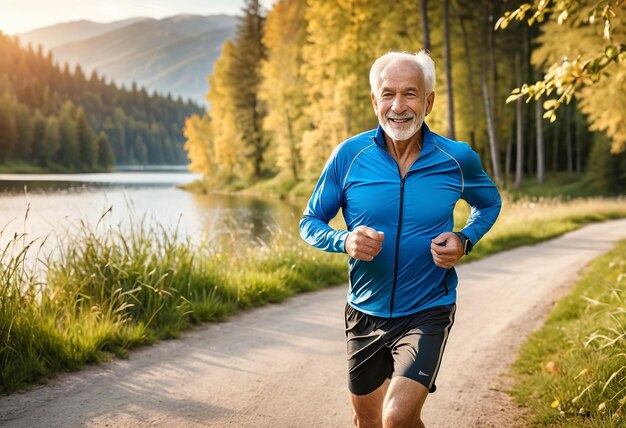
[425,91,435,115]
[371,92,378,115]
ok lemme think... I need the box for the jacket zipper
[389,172,406,318]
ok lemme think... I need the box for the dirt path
[2,219,626,428]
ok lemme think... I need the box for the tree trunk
[443,0,455,140]
[574,101,582,174]
[481,69,501,185]
[565,103,573,173]
[536,97,545,184]
[487,1,498,121]
[505,136,512,188]
[552,118,559,172]
[457,10,477,147]
[421,0,431,51]
[514,52,523,189]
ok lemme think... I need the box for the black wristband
[453,231,473,255]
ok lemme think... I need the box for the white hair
[369,50,435,96]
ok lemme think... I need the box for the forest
[0,33,203,171]
[184,0,626,195]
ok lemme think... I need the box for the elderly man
[300,51,501,427]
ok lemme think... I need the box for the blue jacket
[300,123,501,318]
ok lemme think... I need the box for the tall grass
[2,194,626,394]
[0,215,347,393]
[456,194,626,262]
[510,239,626,426]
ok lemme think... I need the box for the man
[299,51,501,427]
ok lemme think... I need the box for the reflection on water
[0,172,307,251]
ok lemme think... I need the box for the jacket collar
[373,122,435,158]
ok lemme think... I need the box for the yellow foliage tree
[206,39,241,179]
[259,0,308,181]
[528,4,626,152]
[183,114,212,175]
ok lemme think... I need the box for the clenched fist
[345,226,385,261]
[430,232,464,269]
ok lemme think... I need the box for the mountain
[21,15,237,106]
[19,18,149,49]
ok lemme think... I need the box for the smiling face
[371,59,435,143]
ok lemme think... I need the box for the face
[371,60,435,142]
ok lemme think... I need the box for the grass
[456,194,626,263]
[0,216,347,393]
[510,239,626,427]
[1,193,626,395]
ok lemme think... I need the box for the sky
[0,0,274,35]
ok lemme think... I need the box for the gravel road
[2,219,626,427]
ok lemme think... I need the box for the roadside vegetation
[1,194,626,394]
[511,239,626,426]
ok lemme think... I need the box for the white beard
[380,115,423,141]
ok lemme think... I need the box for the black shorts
[344,303,456,396]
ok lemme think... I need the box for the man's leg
[349,379,390,428]
[382,376,429,428]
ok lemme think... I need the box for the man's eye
[406,92,417,98]
[381,93,393,98]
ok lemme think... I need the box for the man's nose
[391,95,406,112]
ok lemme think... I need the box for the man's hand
[345,226,384,261]
[430,232,464,269]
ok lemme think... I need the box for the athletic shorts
[344,303,456,396]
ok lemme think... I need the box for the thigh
[391,304,456,393]
[345,304,394,396]
[349,379,390,427]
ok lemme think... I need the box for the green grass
[2,193,626,396]
[455,194,626,263]
[0,219,346,393]
[510,239,626,427]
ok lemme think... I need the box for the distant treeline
[0,32,203,171]
[184,0,625,194]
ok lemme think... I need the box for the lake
[0,170,306,252]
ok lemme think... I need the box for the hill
[20,18,149,49]
[0,32,203,170]
[21,15,237,106]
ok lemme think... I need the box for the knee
[353,409,382,427]
[382,404,420,428]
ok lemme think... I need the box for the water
[0,171,306,252]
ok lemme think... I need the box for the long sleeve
[299,146,350,253]
[459,146,502,245]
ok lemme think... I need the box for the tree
[14,104,34,160]
[0,99,17,162]
[42,116,60,166]
[76,107,98,170]
[443,0,456,140]
[57,101,80,170]
[96,131,115,170]
[31,111,47,165]
[259,0,308,181]
[421,0,431,50]
[183,114,213,175]
[230,0,267,180]
[498,0,625,153]
[206,39,240,179]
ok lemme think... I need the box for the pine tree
[57,101,80,170]
[96,131,115,170]
[14,103,34,160]
[31,111,47,165]
[76,107,98,170]
[229,0,267,180]
[0,99,17,162]
[42,116,60,166]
